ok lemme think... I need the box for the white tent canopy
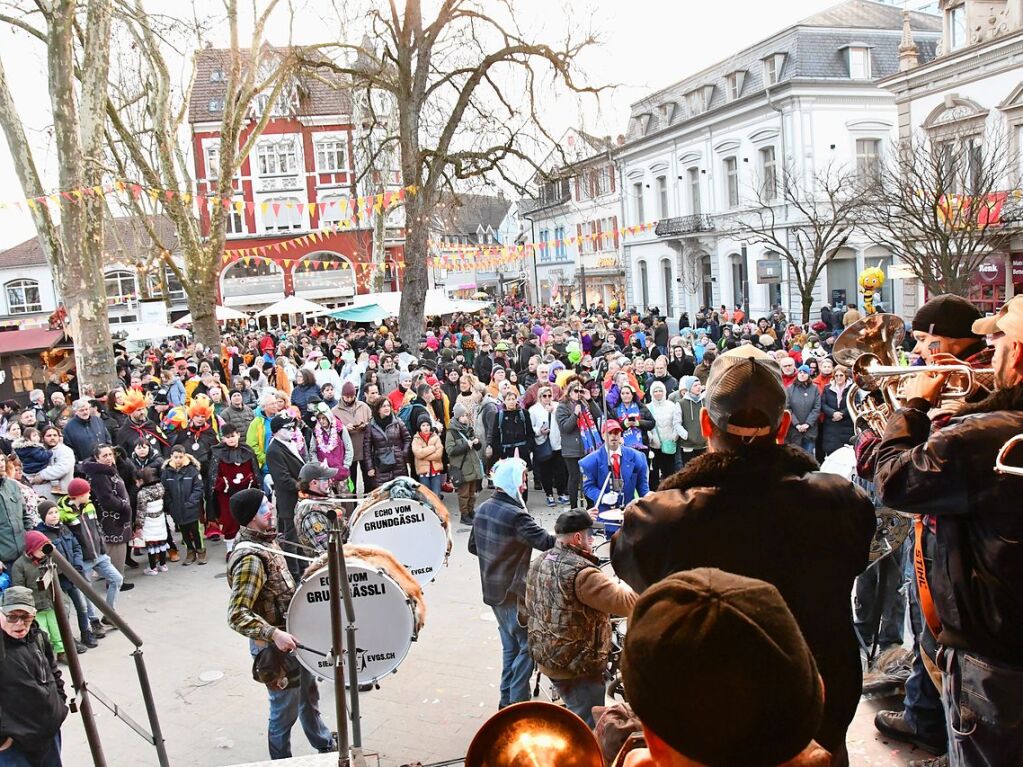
[122,323,191,342]
[255,295,330,318]
[349,289,489,317]
[173,306,249,326]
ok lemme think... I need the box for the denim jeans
[940,646,1023,767]
[0,734,62,766]
[552,675,605,728]
[250,642,334,760]
[796,436,815,455]
[492,599,533,708]
[853,551,906,649]
[81,554,122,619]
[418,474,443,497]
[63,585,90,638]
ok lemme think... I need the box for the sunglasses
[540,393,552,398]
[3,612,34,625]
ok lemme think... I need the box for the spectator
[62,399,108,463]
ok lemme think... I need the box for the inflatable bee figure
[858,267,886,315]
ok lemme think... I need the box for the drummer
[294,462,343,553]
[580,420,649,514]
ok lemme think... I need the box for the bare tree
[734,164,863,324]
[860,129,1020,296]
[300,0,601,346]
[104,0,295,349]
[0,1,119,390]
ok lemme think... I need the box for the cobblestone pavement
[59,490,933,766]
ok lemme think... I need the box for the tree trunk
[187,244,222,351]
[398,196,428,347]
[801,291,813,326]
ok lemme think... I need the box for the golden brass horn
[465,702,604,767]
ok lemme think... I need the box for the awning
[173,306,249,326]
[121,324,192,343]
[255,295,330,318]
[329,304,392,323]
[0,328,67,355]
[348,289,490,316]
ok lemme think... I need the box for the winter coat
[555,401,584,459]
[376,369,401,396]
[612,444,874,754]
[312,418,353,481]
[265,439,304,522]
[290,382,323,425]
[220,404,256,434]
[333,398,372,462]
[62,414,108,463]
[35,520,84,587]
[245,407,274,468]
[115,418,170,459]
[361,417,411,489]
[160,454,204,526]
[0,624,67,749]
[173,423,219,475]
[56,497,105,561]
[875,385,1023,666]
[647,398,686,453]
[677,396,707,451]
[11,554,55,611]
[25,443,75,501]
[786,381,822,443]
[820,384,854,457]
[411,432,444,476]
[0,477,30,564]
[613,401,654,450]
[490,407,534,462]
[445,420,484,485]
[81,460,132,544]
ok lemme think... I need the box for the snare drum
[287,559,417,686]
[349,498,449,585]
[597,509,625,537]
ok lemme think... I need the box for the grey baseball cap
[1,586,36,614]
[299,461,336,483]
[705,347,786,441]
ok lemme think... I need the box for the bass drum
[287,559,417,686]
[348,498,448,585]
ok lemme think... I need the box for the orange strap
[914,516,942,638]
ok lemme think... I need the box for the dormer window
[726,71,746,101]
[948,2,967,51]
[208,97,224,114]
[684,86,715,116]
[846,45,872,80]
[658,102,677,125]
[763,53,786,86]
[210,68,225,82]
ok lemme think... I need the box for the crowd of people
[0,293,1018,767]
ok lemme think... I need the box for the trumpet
[852,352,985,401]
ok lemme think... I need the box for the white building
[881,0,1023,315]
[618,0,942,325]
[522,130,625,308]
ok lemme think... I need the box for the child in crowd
[412,419,444,496]
[13,426,52,475]
[11,530,66,662]
[35,499,97,649]
[161,445,206,565]
[134,467,169,575]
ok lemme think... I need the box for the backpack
[398,402,427,435]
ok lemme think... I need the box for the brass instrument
[465,701,603,767]
[995,435,1023,477]
[833,313,994,432]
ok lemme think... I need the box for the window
[315,140,348,173]
[848,47,871,80]
[724,156,739,208]
[555,226,566,260]
[759,146,777,201]
[763,54,785,86]
[265,197,303,232]
[225,199,245,235]
[319,196,346,226]
[726,72,745,101]
[256,139,299,176]
[210,68,225,82]
[253,90,295,117]
[208,98,224,114]
[856,139,882,180]
[205,145,220,180]
[662,258,674,317]
[104,270,137,304]
[538,228,551,263]
[656,175,669,218]
[638,261,649,310]
[5,279,41,314]
[633,182,644,222]
[949,5,967,51]
[688,167,701,215]
[537,178,570,206]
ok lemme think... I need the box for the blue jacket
[62,415,109,463]
[166,378,186,407]
[35,521,84,587]
[580,445,649,511]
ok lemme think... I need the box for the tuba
[465,702,604,767]
[832,313,906,434]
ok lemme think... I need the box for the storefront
[967,253,1023,314]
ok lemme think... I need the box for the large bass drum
[287,558,418,686]
[348,497,449,585]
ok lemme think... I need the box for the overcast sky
[0,0,849,251]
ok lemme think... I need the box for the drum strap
[913,517,942,638]
[233,541,318,563]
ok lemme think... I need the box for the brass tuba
[832,313,906,433]
[465,702,604,767]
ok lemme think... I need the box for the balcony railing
[655,214,715,237]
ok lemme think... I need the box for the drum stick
[296,642,330,658]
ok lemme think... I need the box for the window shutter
[575,177,581,201]
[612,215,620,249]
[609,165,616,193]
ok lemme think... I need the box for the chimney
[899,9,920,71]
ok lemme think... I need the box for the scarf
[314,420,340,453]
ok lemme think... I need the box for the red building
[188,47,404,312]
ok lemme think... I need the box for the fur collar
[658,443,819,493]
[953,383,1023,419]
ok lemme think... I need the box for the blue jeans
[492,599,533,708]
[419,474,443,496]
[796,436,815,455]
[940,646,1023,767]
[249,643,334,760]
[552,675,604,728]
[81,554,122,619]
[0,734,62,766]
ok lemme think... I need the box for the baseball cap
[1,586,36,615]
[973,294,1023,340]
[602,419,623,435]
[913,294,982,339]
[299,461,336,483]
[270,413,297,434]
[705,346,786,441]
[621,568,823,767]
[555,508,594,534]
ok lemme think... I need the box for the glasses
[569,389,581,395]
[540,393,552,399]
[3,612,34,625]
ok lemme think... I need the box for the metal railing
[654,214,715,237]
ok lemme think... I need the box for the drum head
[349,498,447,585]
[819,445,856,481]
[287,561,416,685]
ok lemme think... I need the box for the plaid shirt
[227,529,294,641]
[468,490,554,606]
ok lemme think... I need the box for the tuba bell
[465,701,604,767]
[832,313,907,433]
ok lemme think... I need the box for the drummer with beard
[226,488,337,760]
[294,462,341,553]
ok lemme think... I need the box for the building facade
[618,0,941,326]
[521,130,626,309]
[880,0,1023,314]
[428,193,515,298]
[189,47,404,312]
